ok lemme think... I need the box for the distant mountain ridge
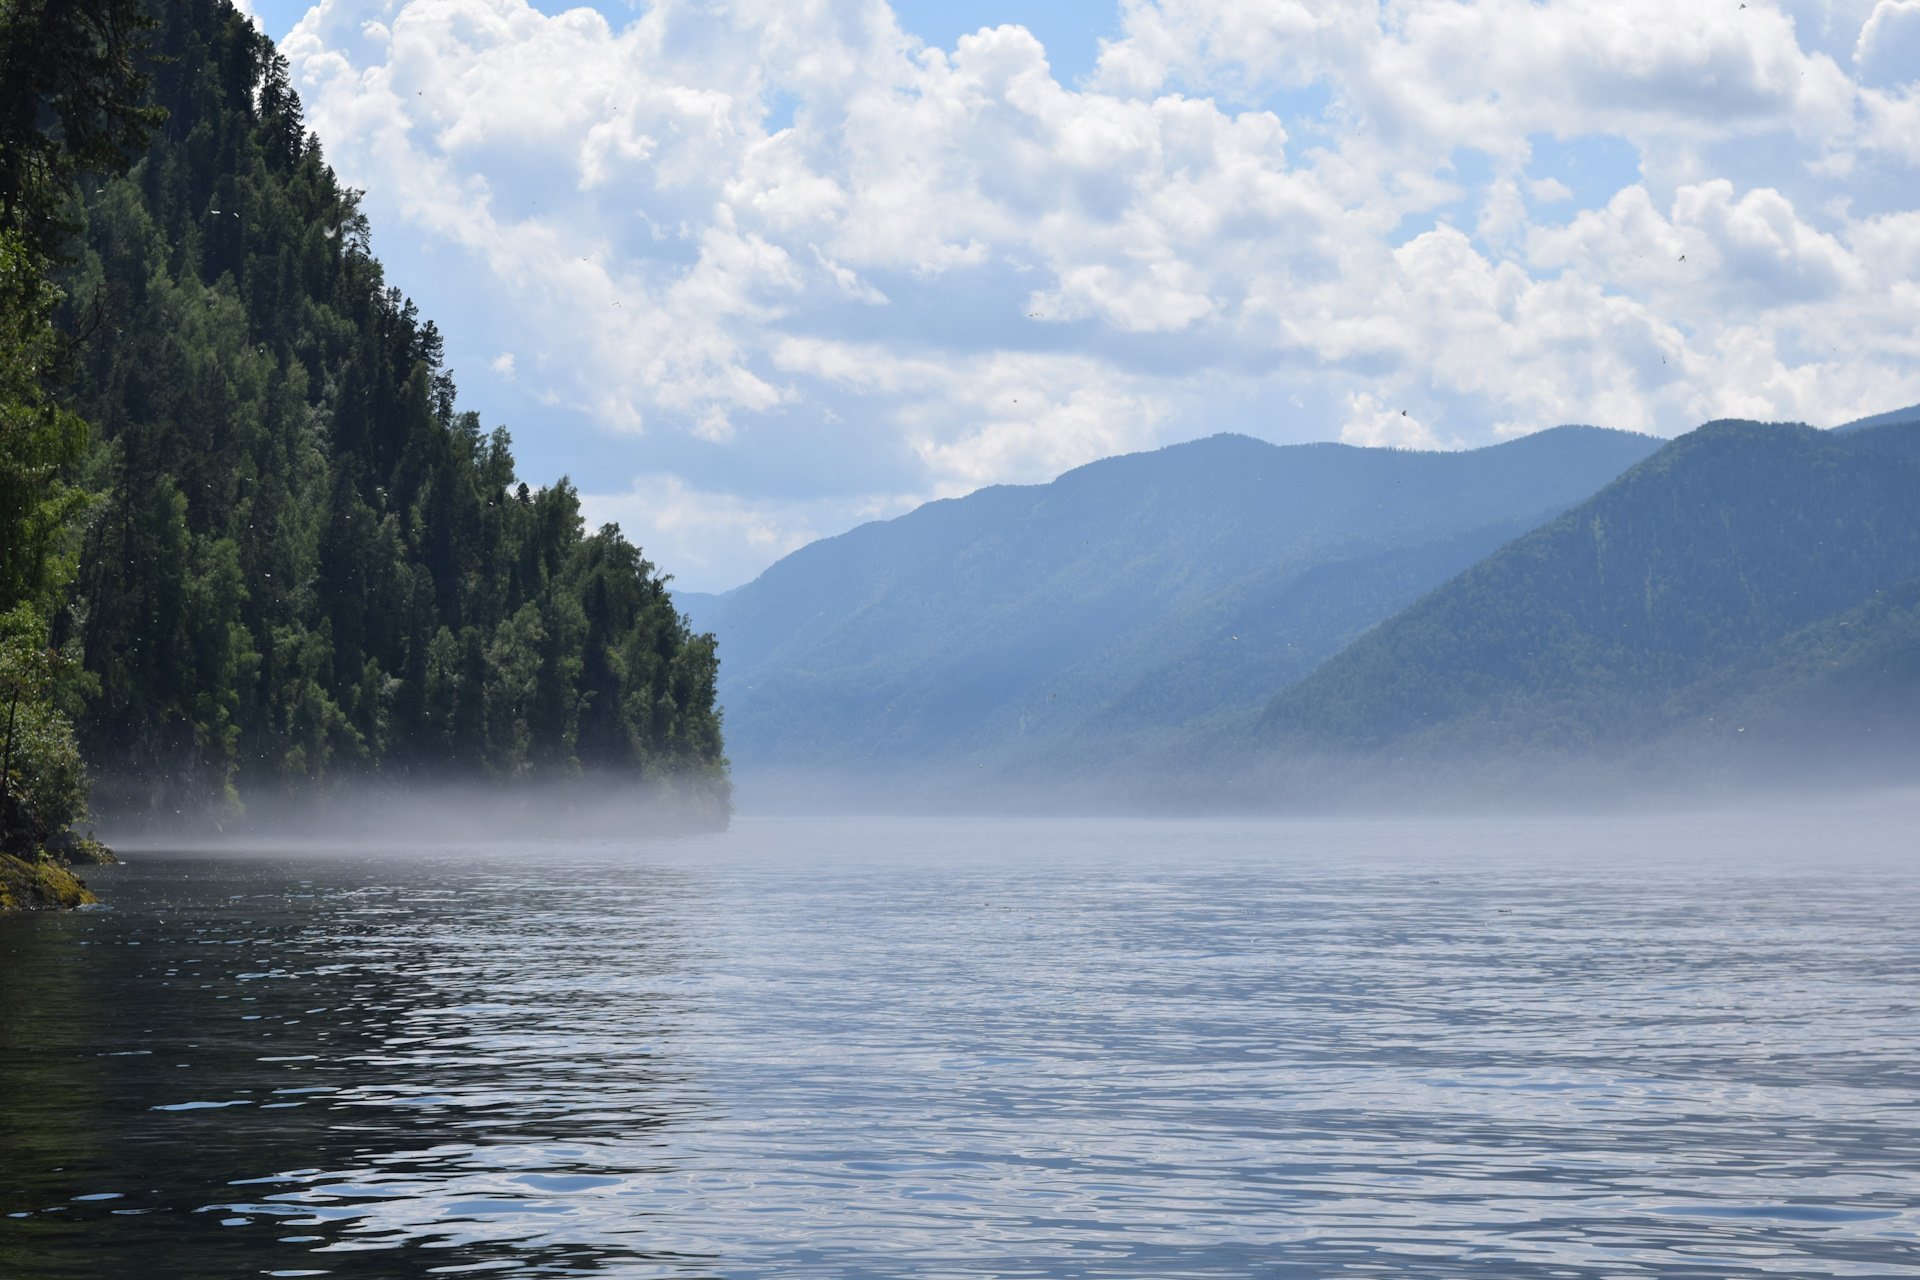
[685,425,1663,783]
[1252,419,1920,792]
[1835,402,1920,432]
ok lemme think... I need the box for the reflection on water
[2,814,1918,1277]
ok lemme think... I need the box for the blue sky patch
[1527,132,1642,213]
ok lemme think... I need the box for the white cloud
[1101,0,1866,151]
[577,472,918,594]
[1671,180,1864,303]
[1528,176,1574,203]
[1529,181,1865,308]
[1340,392,1452,451]
[278,0,1920,589]
[770,337,1172,493]
[911,374,1172,491]
[1856,0,1920,85]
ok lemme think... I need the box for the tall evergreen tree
[0,0,163,254]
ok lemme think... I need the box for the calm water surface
[2,812,1918,1277]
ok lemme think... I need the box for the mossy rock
[0,853,98,913]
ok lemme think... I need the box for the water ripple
[1,813,1917,1278]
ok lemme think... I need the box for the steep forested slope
[32,0,726,823]
[4,0,170,888]
[1256,421,1920,776]
[687,426,1660,779]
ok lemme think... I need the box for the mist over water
[95,774,734,849]
[4,812,1918,1278]
[722,749,1920,820]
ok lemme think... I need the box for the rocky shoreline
[0,792,114,914]
[0,852,101,912]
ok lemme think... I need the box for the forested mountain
[682,426,1660,786]
[1253,420,1920,792]
[2,0,727,850]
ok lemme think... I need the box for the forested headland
[1,0,729,907]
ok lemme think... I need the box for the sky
[234,0,1920,592]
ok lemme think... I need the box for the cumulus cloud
[1856,0,1920,86]
[279,0,1920,590]
[1340,392,1452,451]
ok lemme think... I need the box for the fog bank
[95,772,730,852]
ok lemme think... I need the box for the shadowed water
[2,812,1918,1277]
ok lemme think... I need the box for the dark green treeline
[50,0,727,818]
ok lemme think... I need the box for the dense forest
[1,0,727,894]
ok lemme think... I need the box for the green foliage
[1,608,88,839]
[49,0,727,818]
[0,230,90,616]
[0,0,163,256]
[0,229,95,853]
[0,0,162,872]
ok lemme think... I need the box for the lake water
[2,811,1918,1278]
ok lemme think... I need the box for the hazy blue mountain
[686,426,1662,779]
[1255,420,1920,786]
[1835,402,1920,432]
[1653,575,1920,772]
